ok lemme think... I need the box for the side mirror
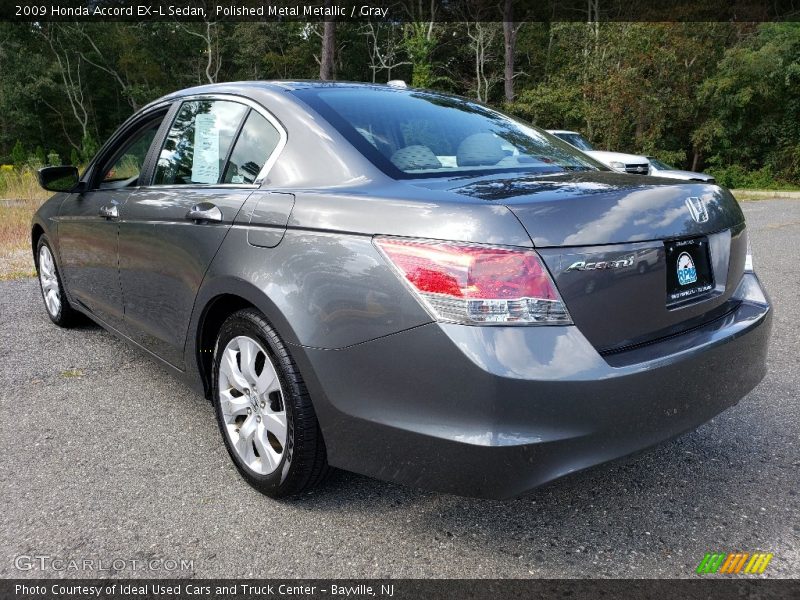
[37,166,80,192]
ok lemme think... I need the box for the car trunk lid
[442,171,748,351]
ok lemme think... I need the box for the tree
[72,24,142,110]
[403,0,439,88]
[180,20,222,84]
[81,133,97,162]
[695,23,800,182]
[466,21,502,102]
[362,23,410,83]
[1,21,798,185]
[503,0,521,102]
[231,23,317,80]
[39,24,90,153]
[319,0,336,80]
[11,140,26,166]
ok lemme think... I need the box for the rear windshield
[294,88,605,179]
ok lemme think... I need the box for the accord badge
[566,255,635,271]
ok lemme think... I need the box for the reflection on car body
[32,82,771,499]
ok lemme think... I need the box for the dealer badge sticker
[677,252,698,286]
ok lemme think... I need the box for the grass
[0,167,51,280]
[0,268,37,281]
[731,189,800,201]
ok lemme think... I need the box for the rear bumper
[295,274,772,499]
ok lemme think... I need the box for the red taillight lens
[375,238,571,325]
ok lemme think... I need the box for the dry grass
[0,167,50,280]
[732,189,800,201]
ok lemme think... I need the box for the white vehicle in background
[647,156,716,183]
[547,130,650,175]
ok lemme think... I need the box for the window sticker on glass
[154,100,246,186]
[192,113,220,184]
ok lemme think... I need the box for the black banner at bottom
[2,579,799,600]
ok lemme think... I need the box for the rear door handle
[99,202,119,219]
[186,202,222,223]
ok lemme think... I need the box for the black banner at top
[3,0,800,23]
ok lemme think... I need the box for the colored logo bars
[696,552,774,574]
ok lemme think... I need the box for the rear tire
[212,308,329,498]
[36,235,81,328]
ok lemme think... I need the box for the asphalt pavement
[1,199,798,579]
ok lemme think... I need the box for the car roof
[139,80,419,113]
[269,80,406,91]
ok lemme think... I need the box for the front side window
[98,121,161,189]
[154,100,247,185]
[294,88,604,178]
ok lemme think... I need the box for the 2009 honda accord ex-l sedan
[32,82,772,499]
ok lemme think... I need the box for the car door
[118,96,286,368]
[57,111,166,330]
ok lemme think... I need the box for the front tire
[212,309,328,498]
[36,236,81,327]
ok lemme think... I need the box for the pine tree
[11,140,26,166]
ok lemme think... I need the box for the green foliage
[403,23,440,88]
[47,150,60,166]
[81,134,97,163]
[507,82,584,129]
[696,23,800,184]
[705,165,799,190]
[25,153,43,169]
[10,140,26,166]
[649,150,687,168]
[0,21,798,186]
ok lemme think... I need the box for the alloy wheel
[39,245,61,317]
[218,335,287,475]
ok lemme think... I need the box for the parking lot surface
[1,199,798,578]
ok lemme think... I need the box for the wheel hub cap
[218,336,287,475]
[38,245,61,317]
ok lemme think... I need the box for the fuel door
[238,191,296,248]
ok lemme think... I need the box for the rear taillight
[374,237,572,325]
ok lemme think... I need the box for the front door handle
[99,202,119,219]
[186,202,222,223]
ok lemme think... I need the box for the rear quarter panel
[196,224,431,351]
[193,185,536,353]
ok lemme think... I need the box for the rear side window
[222,111,281,184]
[154,100,247,185]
